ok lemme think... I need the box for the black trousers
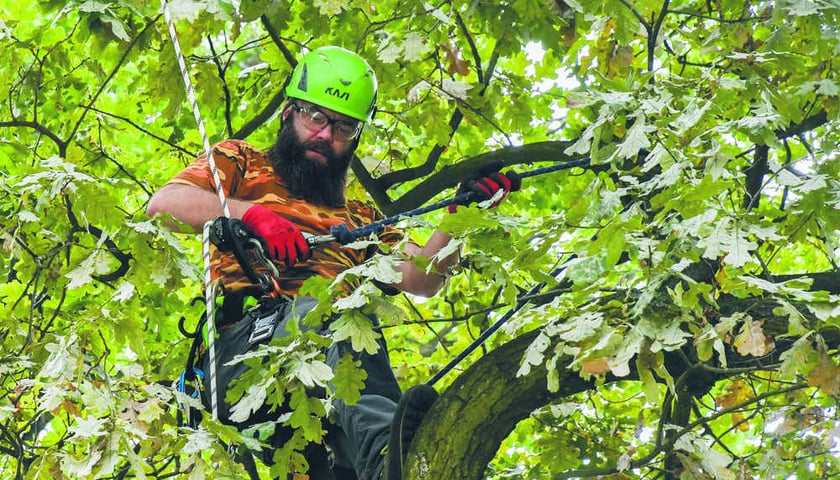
[200,296,401,480]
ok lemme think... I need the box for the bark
[404,329,606,480]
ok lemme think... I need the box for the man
[148,46,517,480]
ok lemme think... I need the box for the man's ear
[281,102,293,121]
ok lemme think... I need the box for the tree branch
[0,120,66,153]
[231,90,286,140]
[228,16,298,140]
[374,42,502,191]
[260,15,297,67]
[407,276,839,479]
[743,143,768,210]
[775,110,828,139]
[770,271,840,294]
[69,14,160,149]
[555,382,808,479]
[81,105,194,156]
[454,9,483,85]
[649,0,672,73]
[207,35,234,137]
[64,195,133,286]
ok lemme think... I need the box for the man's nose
[313,123,334,140]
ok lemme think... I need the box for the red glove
[241,204,310,267]
[448,171,521,213]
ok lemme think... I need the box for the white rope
[159,0,230,217]
[202,222,221,421]
[160,0,229,421]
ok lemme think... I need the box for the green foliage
[1,0,839,479]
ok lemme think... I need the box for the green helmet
[286,46,378,122]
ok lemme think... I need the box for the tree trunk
[404,329,623,479]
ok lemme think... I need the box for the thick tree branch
[743,144,768,210]
[775,110,828,139]
[770,271,840,294]
[406,282,840,479]
[380,140,582,215]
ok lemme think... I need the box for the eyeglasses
[290,103,363,141]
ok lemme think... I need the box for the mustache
[303,139,333,156]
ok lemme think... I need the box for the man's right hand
[241,204,310,267]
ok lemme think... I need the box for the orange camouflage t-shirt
[168,139,404,296]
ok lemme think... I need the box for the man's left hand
[449,171,521,213]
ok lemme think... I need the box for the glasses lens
[300,108,327,128]
[296,106,361,140]
[334,121,361,140]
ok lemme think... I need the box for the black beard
[266,121,354,207]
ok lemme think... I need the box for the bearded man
[147,46,517,480]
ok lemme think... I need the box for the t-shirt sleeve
[168,139,248,197]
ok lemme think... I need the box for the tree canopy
[1,0,839,479]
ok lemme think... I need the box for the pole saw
[304,157,592,246]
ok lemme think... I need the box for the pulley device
[208,216,283,295]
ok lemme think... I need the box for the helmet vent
[297,64,308,92]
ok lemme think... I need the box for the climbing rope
[160,0,230,421]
